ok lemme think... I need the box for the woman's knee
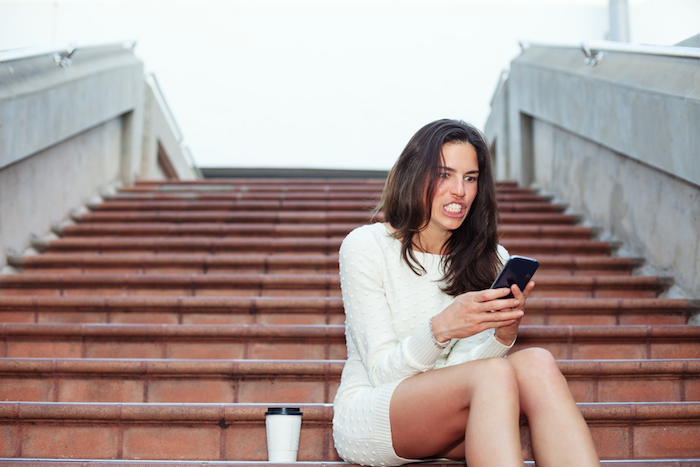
[508,347,566,390]
[468,357,519,394]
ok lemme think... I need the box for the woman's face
[425,142,479,237]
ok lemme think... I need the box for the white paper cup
[265,407,303,462]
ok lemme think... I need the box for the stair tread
[2,400,700,422]
[2,322,699,339]
[0,295,691,311]
[2,461,700,466]
[1,357,698,376]
[32,237,614,255]
[0,273,667,290]
[73,211,579,224]
[104,193,547,202]
[56,223,593,239]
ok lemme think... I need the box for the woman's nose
[450,179,465,197]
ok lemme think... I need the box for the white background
[1,0,698,170]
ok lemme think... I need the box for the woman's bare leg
[390,357,524,467]
[507,348,601,467]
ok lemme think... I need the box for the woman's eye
[464,176,477,182]
[438,173,449,179]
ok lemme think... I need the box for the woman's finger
[468,287,512,303]
[480,297,520,313]
[495,319,517,328]
[523,280,536,297]
[484,309,523,324]
[511,284,525,302]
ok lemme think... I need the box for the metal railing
[145,72,201,177]
[519,39,700,66]
[0,39,136,66]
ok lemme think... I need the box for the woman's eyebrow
[437,166,480,175]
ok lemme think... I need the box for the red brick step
[105,191,549,203]
[30,237,614,255]
[0,358,697,404]
[71,210,580,225]
[0,401,698,461]
[54,223,595,240]
[0,273,669,299]
[1,323,698,360]
[0,296,694,326]
[9,254,642,276]
[90,199,563,213]
[1,461,699,467]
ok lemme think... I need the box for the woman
[332,119,600,467]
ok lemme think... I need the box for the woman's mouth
[443,202,465,216]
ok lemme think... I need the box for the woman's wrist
[494,330,516,346]
[429,314,450,346]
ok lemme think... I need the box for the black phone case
[491,255,539,299]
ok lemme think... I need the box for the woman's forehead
[439,142,478,168]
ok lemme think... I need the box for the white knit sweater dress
[332,222,513,466]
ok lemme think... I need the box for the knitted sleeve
[339,227,445,387]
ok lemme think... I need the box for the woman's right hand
[430,287,524,344]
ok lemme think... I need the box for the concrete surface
[533,120,700,299]
[0,45,144,176]
[485,42,700,298]
[0,43,197,270]
[0,119,123,267]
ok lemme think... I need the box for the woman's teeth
[444,203,462,213]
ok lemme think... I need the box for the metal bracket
[581,43,604,66]
[52,45,76,67]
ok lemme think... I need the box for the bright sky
[1,0,698,170]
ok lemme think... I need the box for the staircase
[0,177,699,465]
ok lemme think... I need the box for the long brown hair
[376,119,500,295]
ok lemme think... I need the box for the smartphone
[490,255,539,299]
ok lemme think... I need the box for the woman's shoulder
[344,222,391,244]
[341,222,397,255]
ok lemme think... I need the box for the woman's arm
[441,245,535,365]
[339,228,445,387]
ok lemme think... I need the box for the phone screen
[490,255,539,299]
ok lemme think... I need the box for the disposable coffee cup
[265,407,303,462]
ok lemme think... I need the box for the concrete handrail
[0,39,137,65]
[519,39,700,63]
[145,73,183,144]
[144,72,201,176]
[583,40,700,59]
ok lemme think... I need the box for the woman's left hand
[494,280,535,346]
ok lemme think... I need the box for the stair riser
[0,310,688,327]
[0,421,339,462]
[1,462,699,467]
[58,231,594,240]
[76,213,578,225]
[0,288,662,299]
[14,266,637,276]
[2,338,699,360]
[90,202,560,213]
[38,244,611,255]
[104,194,547,202]
[1,374,697,404]
[1,418,698,461]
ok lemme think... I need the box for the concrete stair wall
[1,178,699,465]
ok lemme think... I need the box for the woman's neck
[383,222,449,255]
[413,231,449,255]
